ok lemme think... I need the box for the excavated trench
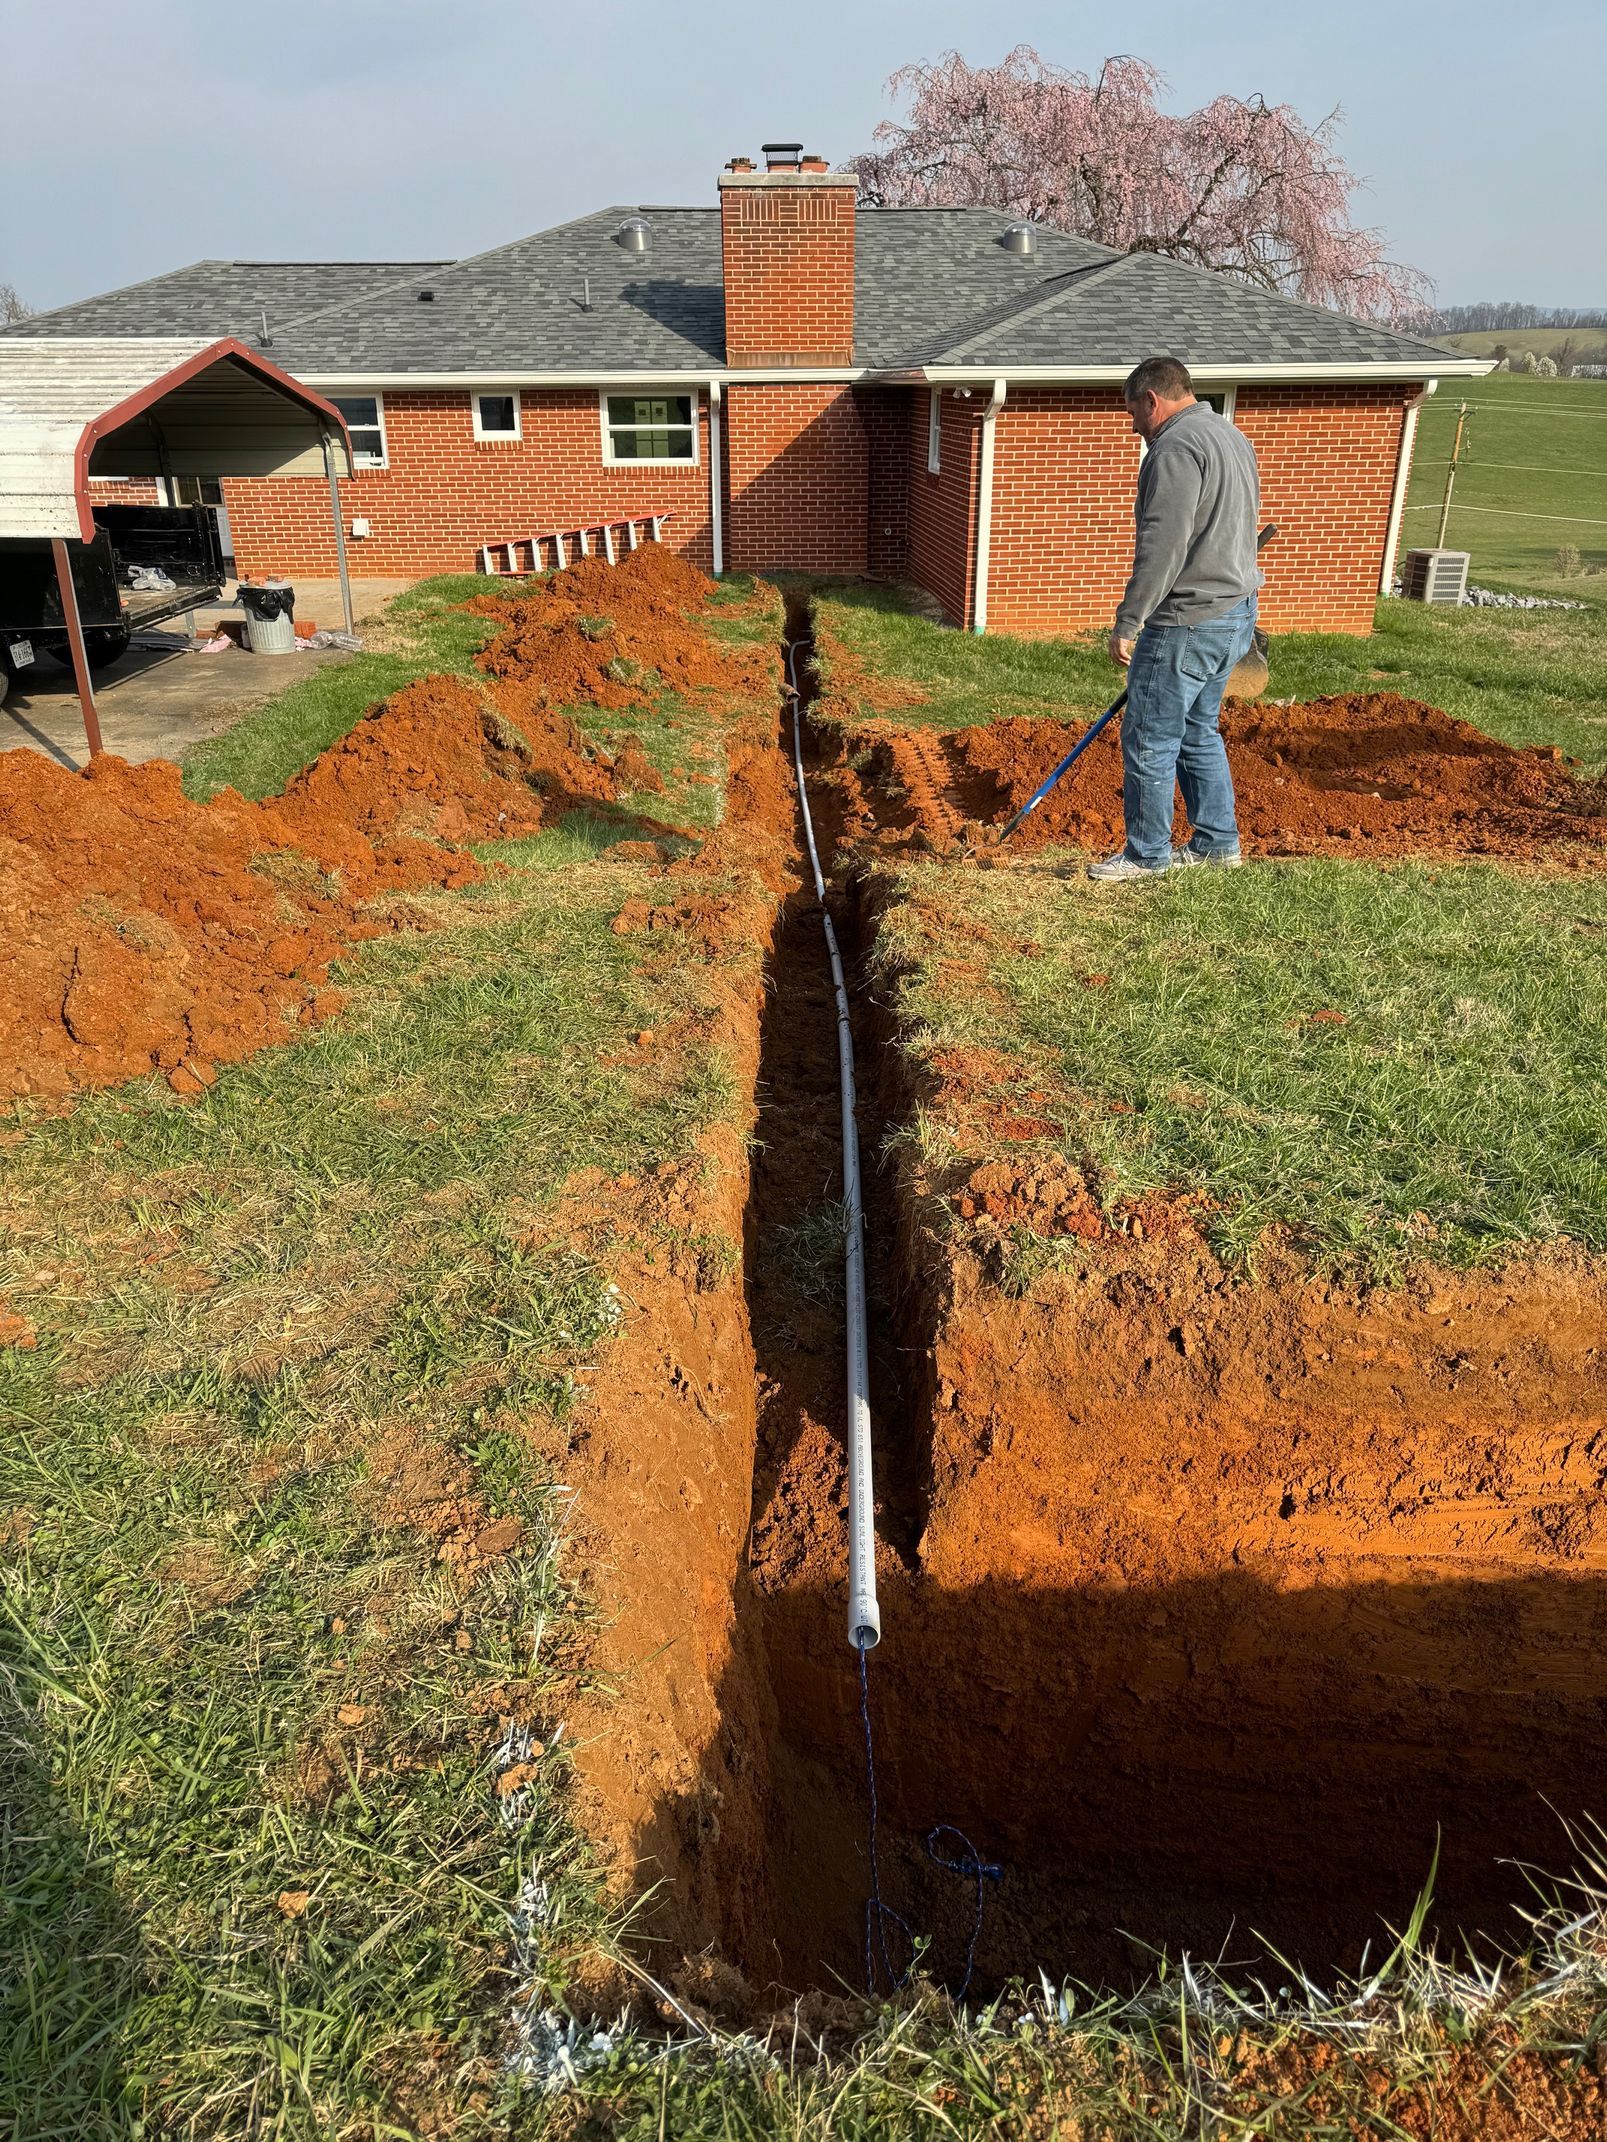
[625,598,1607,2004]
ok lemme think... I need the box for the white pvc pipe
[1380,390,1425,595]
[784,637,881,1651]
[707,379,724,577]
[971,377,1006,634]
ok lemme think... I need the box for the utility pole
[1436,402,1471,548]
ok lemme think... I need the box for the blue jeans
[1121,596,1257,868]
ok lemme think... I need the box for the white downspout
[1380,381,1434,595]
[707,379,724,577]
[972,377,1006,632]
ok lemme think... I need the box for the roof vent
[1000,222,1038,257]
[417,288,436,302]
[612,216,651,256]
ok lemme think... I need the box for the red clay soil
[826,690,1607,864]
[469,542,757,716]
[0,544,752,1103]
[746,1015,1607,1994]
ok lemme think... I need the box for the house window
[474,391,521,441]
[331,394,387,469]
[927,387,942,473]
[1196,386,1238,422]
[601,391,697,465]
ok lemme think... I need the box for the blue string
[858,1641,915,1995]
[924,1823,1004,2005]
[856,1643,1004,2004]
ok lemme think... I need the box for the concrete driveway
[1,576,415,770]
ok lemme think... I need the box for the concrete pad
[0,577,419,771]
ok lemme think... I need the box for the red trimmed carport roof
[0,335,352,542]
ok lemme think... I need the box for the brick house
[7,146,1484,635]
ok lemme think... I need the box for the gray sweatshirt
[1114,401,1261,639]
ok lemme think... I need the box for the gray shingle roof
[5,261,450,345]
[266,212,725,373]
[926,246,1463,371]
[852,210,1121,369]
[2,208,1466,376]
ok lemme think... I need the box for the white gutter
[299,367,873,390]
[972,378,1006,634]
[918,359,1493,385]
[299,358,1493,391]
[707,379,723,576]
[1380,383,1434,594]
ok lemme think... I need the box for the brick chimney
[720,143,857,368]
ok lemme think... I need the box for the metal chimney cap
[612,216,651,255]
[1000,222,1038,256]
[761,141,804,155]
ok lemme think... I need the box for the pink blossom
[850,50,1432,325]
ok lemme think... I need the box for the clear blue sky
[4,0,1602,314]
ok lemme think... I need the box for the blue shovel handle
[997,689,1127,843]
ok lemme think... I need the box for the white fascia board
[301,367,873,390]
[917,360,1493,384]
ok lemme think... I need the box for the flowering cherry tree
[850,49,1430,323]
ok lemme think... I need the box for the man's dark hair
[1123,355,1194,404]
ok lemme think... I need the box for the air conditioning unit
[1401,548,1470,604]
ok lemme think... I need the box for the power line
[1422,401,1607,421]
[1404,501,1607,527]
[1450,461,1607,477]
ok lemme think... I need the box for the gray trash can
[240,581,296,654]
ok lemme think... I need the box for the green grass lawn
[0,822,747,2137]
[0,562,785,2134]
[876,858,1607,1280]
[814,576,1607,771]
[1402,370,1607,589]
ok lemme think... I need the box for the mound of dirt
[469,542,746,716]
[0,752,369,1099]
[0,542,756,1105]
[839,692,1607,863]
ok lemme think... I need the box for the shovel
[997,523,1278,845]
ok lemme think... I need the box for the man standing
[1088,355,1261,883]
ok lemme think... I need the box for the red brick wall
[88,478,163,506]
[724,382,867,573]
[858,384,912,576]
[1236,385,1418,632]
[719,173,856,368]
[983,383,1419,637]
[222,388,715,579]
[908,387,982,627]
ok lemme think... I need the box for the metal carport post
[0,336,355,760]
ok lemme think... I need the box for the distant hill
[1440,327,1607,364]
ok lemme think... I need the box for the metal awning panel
[0,336,353,540]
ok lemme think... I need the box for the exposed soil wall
[751,1149,1607,1987]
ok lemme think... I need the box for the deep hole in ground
[650,594,1607,2004]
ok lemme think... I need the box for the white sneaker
[1171,841,1242,869]
[1086,849,1170,883]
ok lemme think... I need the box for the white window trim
[927,386,942,473]
[472,388,523,442]
[333,391,388,470]
[598,387,700,468]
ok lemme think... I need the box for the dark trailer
[0,502,228,688]
[0,336,354,755]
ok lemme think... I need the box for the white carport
[0,336,355,757]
